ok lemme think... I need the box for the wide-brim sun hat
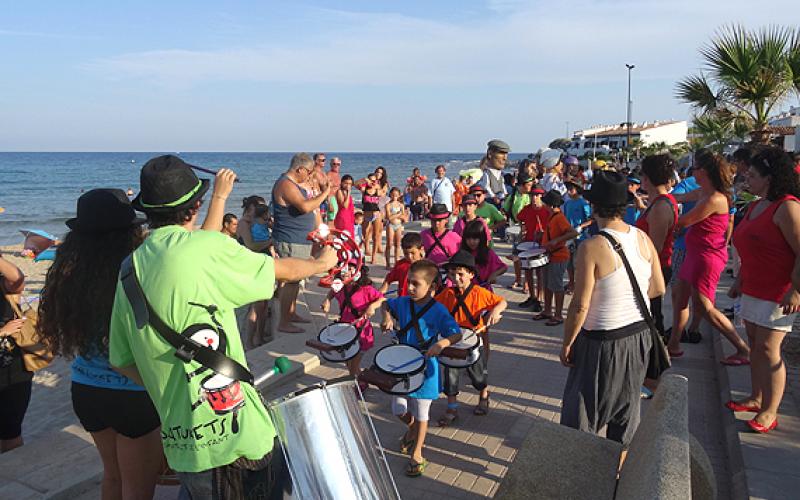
[584,170,628,207]
[66,189,146,233]
[443,249,478,275]
[427,203,451,220]
[132,155,210,213]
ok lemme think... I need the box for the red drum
[201,374,245,415]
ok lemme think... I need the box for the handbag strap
[120,255,254,385]
[598,231,657,332]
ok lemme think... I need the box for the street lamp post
[625,63,635,166]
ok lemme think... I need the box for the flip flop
[668,350,684,358]
[721,355,750,366]
[437,410,459,427]
[399,435,416,455]
[405,459,428,477]
[532,313,552,321]
[725,400,761,412]
[474,397,490,416]
[545,318,564,326]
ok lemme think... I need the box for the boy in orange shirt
[435,250,506,425]
[535,190,578,325]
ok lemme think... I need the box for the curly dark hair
[461,219,489,267]
[37,227,145,358]
[640,154,675,186]
[749,146,800,201]
[694,149,733,201]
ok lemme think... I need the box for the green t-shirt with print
[109,226,277,473]
[503,191,531,222]
[475,202,505,227]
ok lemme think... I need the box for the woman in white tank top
[559,171,666,448]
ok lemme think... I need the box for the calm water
[0,152,525,246]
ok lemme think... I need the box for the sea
[0,152,527,246]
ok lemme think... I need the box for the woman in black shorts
[0,251,30,453]
[356,172,382,263]
[37,189,162,498]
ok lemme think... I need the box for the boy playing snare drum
[435,250,506,425]
[380,259,461,478]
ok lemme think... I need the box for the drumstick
[253,356,292,386]
[188,164,242,182]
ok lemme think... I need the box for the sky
[0,0,797,152]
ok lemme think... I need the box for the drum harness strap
[425,229,452,259]
[395,298,438,350]
[119,255,255,385]
[448,284,479,328]
[340,287,369,333]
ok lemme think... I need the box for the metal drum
[267,380,400,500]
[519,248,549,269]
[437,328,481,368]
[317,323,360,362]
[506,224,521,237]
[516,241,538,253]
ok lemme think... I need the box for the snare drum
[437,328,482,368]
[317,323,360,362]
[519,248,549,269]
[516,241,538,253]
[373,344,426,395]
[506,224,521,237]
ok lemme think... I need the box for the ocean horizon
[0,151,527,246]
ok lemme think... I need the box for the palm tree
[676,25,799,143]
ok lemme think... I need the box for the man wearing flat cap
[479,140,510,208]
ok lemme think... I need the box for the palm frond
[788,27,800,95]
[675,73,719,111]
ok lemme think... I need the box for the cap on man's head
[487,139,511,153]
[539,149,562,169]
[469,184,486,194]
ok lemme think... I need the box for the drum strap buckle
[175,340,201,363]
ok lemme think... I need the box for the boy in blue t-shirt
[562,181,592,291]
[381,259,461,478]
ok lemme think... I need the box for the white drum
[506,224,521,237]
[516,241,538,253]
[317,323,360,362]
[437,328,482,368]
[373,344,426,395]
[519,248,549,269]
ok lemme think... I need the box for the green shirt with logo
[475,202,505,227]
[109,226,277,473]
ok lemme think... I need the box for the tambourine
[307,224,364,292]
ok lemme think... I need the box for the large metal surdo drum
[267,380,400,500]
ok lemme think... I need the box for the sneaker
[519,297,535,308]
[640,387,654,399]
[532,300,543,312]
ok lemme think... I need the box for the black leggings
[649,266,673,337]
[0,380,32,440]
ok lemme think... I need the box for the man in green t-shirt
[109,155,336,498]
[469,184,507,233]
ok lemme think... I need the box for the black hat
[444,249,478,275]
[66,189,146,233]
[427,203,451,220]
[584,171,628,207]
[132,155,210,213]
[542,189,564,207]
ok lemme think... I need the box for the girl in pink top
[669,151,750,363]
[461,219,507,290]
[421,204,462,266]
[321,264,386,389]
[334,175,356,237]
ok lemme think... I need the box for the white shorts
[391,396,433,422]
[741,294,797,332]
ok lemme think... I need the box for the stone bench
[496,374,716,499]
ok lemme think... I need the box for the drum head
[374,344,425,376]
[507,225,521,236]
[517,241,538,253]
[202,373,235,390]
[437,332,482,368]
[438,329,480,351]
[319,323,359,347]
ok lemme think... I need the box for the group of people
[1,138,799,499]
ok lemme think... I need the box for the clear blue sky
[0,0,795,152]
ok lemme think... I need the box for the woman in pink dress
[668,151,750,363]
[334,175,355,237]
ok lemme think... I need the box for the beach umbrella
[19,229,59,259]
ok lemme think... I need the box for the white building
[769,107,800,152]
[567,120,688,157]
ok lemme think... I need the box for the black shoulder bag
[119,255,255,385]
[598,231,671,380]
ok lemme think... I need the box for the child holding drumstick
[380,260,461,477]
[435,250,506,425]
[321,263,385,390]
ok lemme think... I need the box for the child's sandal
[437,409,459,427]
[405,459,428,477]
[399,435,415,455]
[474,397,490,416]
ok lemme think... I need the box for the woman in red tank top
[637,154,680,343]
[728,146,800,434]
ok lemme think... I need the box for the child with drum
[435,250,506,425]
[380,260,462,477]
[379,232,426,297]
[460,219,508,290]
[536,190,579,326]
[516,185,549,311]
[321,263,385,391]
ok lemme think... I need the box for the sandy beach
[1,244,53,298]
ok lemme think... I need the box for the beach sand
[1,244,53,298]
